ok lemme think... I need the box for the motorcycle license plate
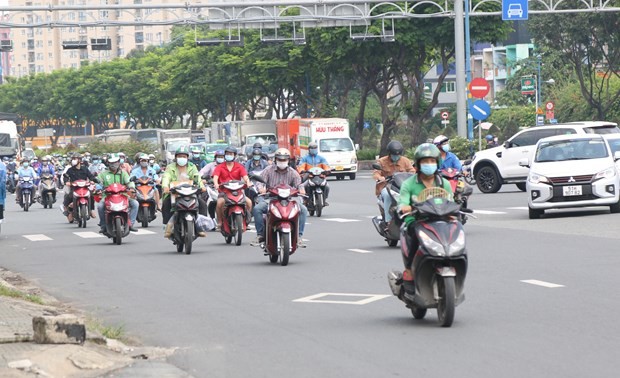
[563,185,582,196]
[335,166,344,171]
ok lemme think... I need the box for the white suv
[471,121,620,193]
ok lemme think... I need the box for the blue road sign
[502,0,528,21]
[470,100,491,121]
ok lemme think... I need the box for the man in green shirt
[97,153,139,233]
[397,143,453,295]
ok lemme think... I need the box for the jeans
[98,198,138,227]
[380,187,393,223]
[252,196,308,237]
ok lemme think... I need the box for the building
[6,0,180,77]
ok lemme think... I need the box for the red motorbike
[102,183,130,245]
[68,179,93,228]
[261,184,302,266]
[219,180,249,246]
[440,168,473,225]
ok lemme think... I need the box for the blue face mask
[23,163,29,168]
[253,155,261,161]
[225,155,235,162]
[120,159,125,164]
[442,144,451,153]
[420,164,437,176]
[390,154,400,162]
[216,157,225,164]
[309,148,318,156]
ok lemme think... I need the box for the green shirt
[161,162,204,198]
[398,173,453,225]
[97,169,133,198]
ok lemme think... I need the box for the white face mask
[177,157,188,167]
[276,161,288,170]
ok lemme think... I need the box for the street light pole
[536,55,542,124]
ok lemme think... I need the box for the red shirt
[213,162,248,186]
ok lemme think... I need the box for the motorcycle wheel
[411,305,427,320]
[437,276,456,327]
[141,207,149,228]
[114,218,123,245]
[47,193,54,209]
[176,232,184,253]
[234,213,243,246]
[280,232,290,266]
[184,219,193,255]
[315,194,323,217]
[387,239,398,247]
[80,204,88,229]
[23,194,30,212]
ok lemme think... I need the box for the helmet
[107,153,121,163]
[175,145,190,157]
[84,152,91,157]
[252,148,262,156]
[252,142,262,149]
[2,157,8,161]
[413,143,442,170]
[308,141,318,149]
[72,153,82,160]
[485,134,494,141]
[148,154,156,159]
[190,145,202,154]
[387,140,404,156]
[214,149,225,157]
[42,155,50,162]
[433,135,449,147]
[224,146,237,155]
[274,148,291,160]
[138,153,149,161]
[119,152,126,158]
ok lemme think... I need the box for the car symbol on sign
[507,4,523,18]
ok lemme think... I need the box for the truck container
[211,120,276,148]
[157,129,192,163]
[0,120,22,158]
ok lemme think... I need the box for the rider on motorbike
[148,154,161,174]
[62,154,97,217]
[0,159,6,223]
[161,146,208,238]
[433,135,462,171]
[199,150,225,179]
[252,148,308,246]
[372,141,416,229]
[97,153,139,233]
[130,153,161,210]
[397,143,453,295]
[89,156,106,175]
[245,148,269,174]
[190,146,207,170]
[118,152,132,174]
[297,141,331,206]
[15,158,38,204]
[212,146,253,230]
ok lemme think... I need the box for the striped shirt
[260,164,303,190]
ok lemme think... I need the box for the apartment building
[6,0,179,78]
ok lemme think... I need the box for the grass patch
[86,317,127,342]
[0,284,44,305]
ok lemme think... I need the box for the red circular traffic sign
[441,111,449,120]
[545,101,554,110]
[469,78,490,98]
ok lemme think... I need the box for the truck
[210,120,277,150]
[158,129,192,163]
[0,120,22,158]
[276,118,358,180]
[102,129,137,143]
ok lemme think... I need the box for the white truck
[211,120,277,148]
[299,118,358,180]
[0,120,22,158]
[158,129,192,163]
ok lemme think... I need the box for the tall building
[7,0,178,77]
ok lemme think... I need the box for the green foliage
[84,141,160,160]
[0,284,44,305]
[356,148,379,160]
[449,136,475,160]
[487,106,534,142]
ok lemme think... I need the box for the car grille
[548,174,594,184]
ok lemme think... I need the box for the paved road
[1,174,619,377]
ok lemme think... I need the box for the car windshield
[583,125,620,134]
[607,139,620,154]
[205,144,228,153]
[535,139,609,162]
[319,138,354,152]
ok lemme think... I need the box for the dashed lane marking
[73,232,105,239]
[131,229,156,235]
[473,210,507,215]
[22,234,53,241]
[293,293,391,305]
[507,207,528,210]
[521,279,565,288]
[348,248,373,254]
[321,218,361,223]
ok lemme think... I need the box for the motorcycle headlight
[289,203,299,218]
[309,180,316,186]
[135,190,145,200]
[594,166,617,181]
[108,202,125,212]
[447,229,466,256]
[418,230,445,256]
[528,172,549,185]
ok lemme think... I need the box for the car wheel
[516,183,527,192]
[610,201,620,214]
[528,206,543,219]
[475,166,501,193]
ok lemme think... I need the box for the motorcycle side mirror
[250,173,266,184]
[372,162,382,170]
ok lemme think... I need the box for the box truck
[0,120,22,158]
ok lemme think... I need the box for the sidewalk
[0,270,192,377]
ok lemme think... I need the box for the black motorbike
[170,182,200,255]
[38,173,57,209]
[303,167,329,217]
[387,187,468,327]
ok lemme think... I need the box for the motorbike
[55,166,65,190]
[387,187,468,327]
[219,180,249,246]
[101,183,130,245]
[170,181,200,255]
[134,177,157,228]
[370,163,414,247]
[461,159,475,185]
[38,173,57,209]
[6,169,16,193]
[440,168,473,225]
[18,176,36,212]
[201,176,218,223]
[258,183,303,266]
[303,167,329,217]
[67,179,93,228]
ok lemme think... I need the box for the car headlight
[418,230,444,256]
[594,166,617,181]
[528,172,549,184]
[447,230,465,255]
[351,157,357,164]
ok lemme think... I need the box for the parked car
[520,134,620,219]
[471,121,620,193]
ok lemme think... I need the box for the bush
[83,140,160,162]
[357,148,379,160]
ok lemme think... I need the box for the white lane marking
[73,232,105,239]
[22,234,53,241]
[365,215,375,219]
[131,229,156,235]
[521,279,565,288]
[348,248,373,254]
[507,207,528,210]
[246,229,257,233]
[322,218,361,223]
[293,293,391,305]
[473,210,507,215]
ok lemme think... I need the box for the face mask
[120,158,125,164]
[140,161,148,168]
[225,155,235,162]
[390,154,400,162]
[253,155,261,161]
[276,161,288,170]
[93,160,100,164]
[109,162,120,171]
[420,164,437,176]
[71,159,78,166]
[216,157,225,164]
[149,159,155,165]
[23,163,29,168]
[176,157,188,167]
[309,148,318,155]
[193,154,200,159]
[442,144,451,153]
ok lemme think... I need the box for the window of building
[21,30,26,36]
[36,53,43,61]
[37,65,44,72]
[36,40,43,48]
[135,32,144,44]
[69,12,75,20]
[48,40,53,47]
[145,33,152,42]
[48,53,53,59]
[440,81,456,93]
[117,48,124,56]
[100,10,109,19]
[79,12,87,22]
[117,36,123,44]
[21,42,26,48]
[71,63,78,68]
